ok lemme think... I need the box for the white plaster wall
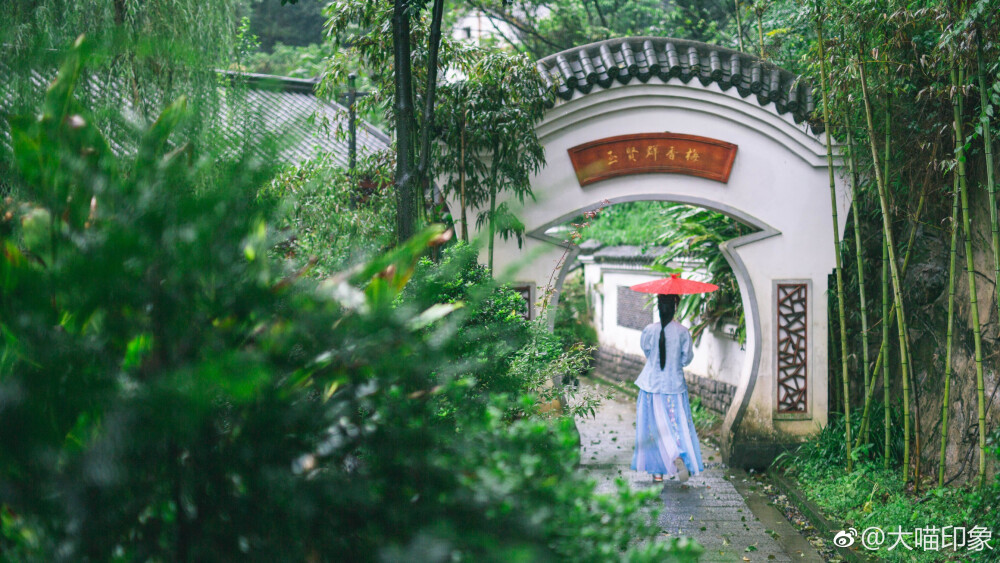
[687,327,745,388]
[445,74,850,449]
[584,263,745,387]
[582,262,603,334]
[597,270,655,356]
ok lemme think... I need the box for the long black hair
[656,294,679,370]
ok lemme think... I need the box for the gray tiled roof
[218,72,390,166]
[592,245,670,263]
[536,37,818,131]
[1,66,390,168]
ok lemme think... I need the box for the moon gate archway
[447,37,851,467]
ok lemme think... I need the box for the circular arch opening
[530,193,778,449]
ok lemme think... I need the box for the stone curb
[583,373,637,399]
[769,472,874,563]
[591,346,737,414]
[728,468,825,562]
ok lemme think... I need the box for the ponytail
[656,294,679,370]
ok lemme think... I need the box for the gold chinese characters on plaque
[567,133,738,186]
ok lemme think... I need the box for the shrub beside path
[575,379,825,562]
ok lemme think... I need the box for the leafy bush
[554,270,599,353]
[771,410,993,562]
[652,206,750,345]
[0,45,700,562]
[261,152,396,278]
[970,431,1000,560]
[689,396,720,432]
[776,457,979,563]
[774,405,907,471]
[578,201,673,248]
[576,201,750,344]
[403,242,534,398]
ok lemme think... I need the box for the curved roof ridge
[536,37,819,132]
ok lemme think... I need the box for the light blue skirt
[631,390,705,476]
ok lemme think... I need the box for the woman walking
[629,276,712,483]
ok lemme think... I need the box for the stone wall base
[683,371,737,415]
[726,441,800,471]
[593,346,737,414]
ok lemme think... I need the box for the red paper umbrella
[629,273,719,295]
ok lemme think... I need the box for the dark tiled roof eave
[1,66,391,168]
[536,37,820,133]
[591,245,670,264]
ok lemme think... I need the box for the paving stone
[573,381,807,562]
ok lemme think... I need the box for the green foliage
[505,322,605,420]
[248,0,326,50]
[1,0,241,119]
[577,201,749,344]
[0,44,700,561]
[261,152,396,277]
[434,47,547,256]
[243,42,335,78]
[790,462,976,562]
[652,205,749,344]
[322,0,547,253]
[578,201,674,248]
[0,0,256,201]
[775,411,995,562]
[776,455,979,562]
[776,407,906,472]
[688,396,720,432]
[554,271,599,352]
[321,0,474,140]
[404,242,534,397]
[462,0,738,59]
[971,431,1000,556]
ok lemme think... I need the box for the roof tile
[537,37,819,132]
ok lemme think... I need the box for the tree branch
[393,0,417,242]
[465,0,569,52]
[416,0,445,190]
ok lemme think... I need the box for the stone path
[575,379,824,562]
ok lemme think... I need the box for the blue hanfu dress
[630,320,705,477]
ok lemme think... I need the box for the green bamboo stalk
[735,0,745,53]
[756,7,765,59]
[459,116,469,242]
[882,234,890,468]
[816,6,852,470]
[977,44,999,367]
[846,121,872,449]
[488,182,496,271]
[910,320,921,491]
[854,191,924,452]
[939,180,960,488]
[884,95,891,197]
[952,65,988,488]
[859,52,911,482]
[880,103,891,462]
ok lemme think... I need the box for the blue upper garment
[634,320,694,394]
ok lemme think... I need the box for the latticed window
[617,285,652,330]
[776,283,808,413]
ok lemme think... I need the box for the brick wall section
[593,347,647,385]
[593,346,737,414]
[683,371,737,414]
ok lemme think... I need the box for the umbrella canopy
[629,273,719,295]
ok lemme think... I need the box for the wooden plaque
[567,133,738,186]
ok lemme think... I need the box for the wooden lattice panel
[776,284,808,413]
